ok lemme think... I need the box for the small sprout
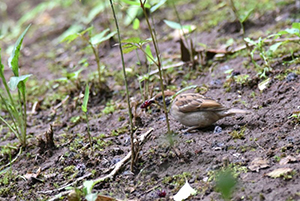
[229,126,246,139]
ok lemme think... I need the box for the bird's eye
[157,96,163,101]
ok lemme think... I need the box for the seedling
[227,0,254,54]
[61,26,116,90]
[0,25,32,148]
[82,84,93,152]
[109,0,135,171]
[288,111,300,128]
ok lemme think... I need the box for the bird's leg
[182,126,200,133]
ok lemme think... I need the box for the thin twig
[46,128,153,200]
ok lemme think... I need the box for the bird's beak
[149,97,157,104]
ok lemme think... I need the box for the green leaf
[8,74,32,91]
[122,44,138,54]
[85,193,98,201]
[90,29,116,46]
[124,6,140,26]
[83,180,95,195]
[269,42,282,52]
[164,20,194,32]
[278,28,300,37]
[120,0,151,8]
[145,44,154,63]
[66,68,83,80]
[58,24,84,43]
[82,84,89,113]
[150,0,167,13]
[132,18,140,30]
[121,37,141,43]
[164,20,182,30]
[292,22,300,30]
[224,69,234,74]
[240,8,254,23]
[80,26,94,36]
[61,33,79,44]
[244,37,256,45]
[8,24,31,76]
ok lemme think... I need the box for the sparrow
[142,91,250,132]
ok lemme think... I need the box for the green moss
[230,126,246,139]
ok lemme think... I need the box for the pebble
[286,72,298,82]
[213,126,222,134]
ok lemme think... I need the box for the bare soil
[1,1,300,201]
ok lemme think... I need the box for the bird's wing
[174,93,225,113]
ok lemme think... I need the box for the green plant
[230,126,246,139]
[244,22,300,78]
[288,111,300,127]
[244,37,273,78]
[109,0,135,171]
[227,0,254,55]
[0,25,32,148]
[61,26,116,90]
[82,84,93,153]
[121,0,172,133]
[215,168,237,201]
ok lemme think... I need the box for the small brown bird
[144,91,250,132]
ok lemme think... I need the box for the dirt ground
[1,0,300,200]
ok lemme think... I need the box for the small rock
[76,163,86,177]
[286,72,298,82]
[287,137,295,144]
[213,126,222,134]
[111,158,121,164]
[210,79,223,86]
[231,71,241,76]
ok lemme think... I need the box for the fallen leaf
[95,194,117,201]
[24,167,41,180]
[258,78,271,91]
[173,180,197,201]
[279,155,297,165]
[266,168,293,178]
[170,25,196,40]
[248,158,269,172]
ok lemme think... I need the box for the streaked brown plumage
[146,91,250,132]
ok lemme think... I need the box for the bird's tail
[224,108,252,116]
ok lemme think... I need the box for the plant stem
[89,42,102,85]
[228,0,251,58]
[0,92,19,135]
[0,116,19,137]
[0,74,21,136]
[109,0,135,171]
[139,0,171,133]
[85,112,93,154]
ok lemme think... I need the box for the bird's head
[141,90,176,109]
